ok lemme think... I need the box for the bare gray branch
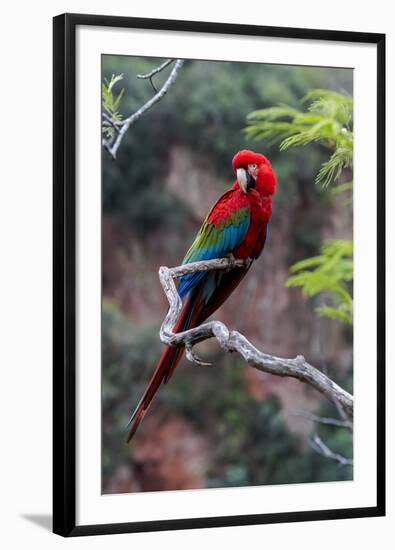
[103,59,184,159]
[309,434,353,466]
[295,410,353,430]
[136,59,175,79]
[158,257,354,417]
[102,112,121,134]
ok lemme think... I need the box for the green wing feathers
[178,201,250,298]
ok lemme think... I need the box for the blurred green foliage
[102,300,163,479]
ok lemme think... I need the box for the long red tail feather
[126,344,183,442]
[126,291,202,442]
[126,267,249,442]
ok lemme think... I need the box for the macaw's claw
[226,253,236,271]
[226,254,253,271]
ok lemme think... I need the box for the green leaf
[285,239,353,325]
[102,73,125,137]
[315,146,353,188]
[289,256,325,272]
[107,73,124,92]
[245,88,353,189]
[332,181,353,195]
[316,305,353,324]
[113,87,125,112]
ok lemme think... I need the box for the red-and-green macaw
[126,150,277,442]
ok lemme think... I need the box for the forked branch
[158,257,353,417]
[103,59,184,159]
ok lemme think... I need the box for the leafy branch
[245,89,353,187]
[286,240,353,325]
[102,59,184,159]
[102,74,125,139]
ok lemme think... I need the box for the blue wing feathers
[177,207,250,299]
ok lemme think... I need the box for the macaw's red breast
[208,183,273,260]
[233,189,272,259]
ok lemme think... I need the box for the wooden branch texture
[158,257,354,417]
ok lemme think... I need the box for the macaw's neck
[260,195,273,223]
[249,190,273,223]
[256,162,277,197]
[232,181,273,220]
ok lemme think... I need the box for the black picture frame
[53,12,386,537]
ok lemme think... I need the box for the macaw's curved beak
[236,168,255,193]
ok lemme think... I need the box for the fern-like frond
[316,305,353,325]
[245,88,353,188]
[315,145,353,187]
[332,181,353,195]
[286,239,353,324]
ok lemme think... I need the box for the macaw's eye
[250,163,257,169]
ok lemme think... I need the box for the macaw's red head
[232,149,277,197]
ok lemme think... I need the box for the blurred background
[101,56,353,494]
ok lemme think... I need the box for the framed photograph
[53,13,385,537]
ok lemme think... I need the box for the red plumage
[126,150,277,442]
